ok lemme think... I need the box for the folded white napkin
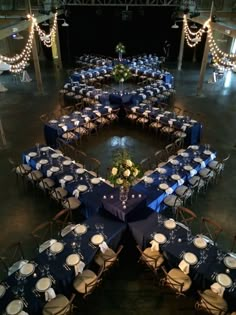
[61,125,68,132]
[8,260,29,276]
[176,222,190,231]
[165,187,173,195]
[74,120,80,126]
[131,107,136,113]
[59,179,66,188]
[73,189,80,199]
[210,153,216,160]
[190,169,197,177]
[178,260,190,275]
[61,224,75,237]
[99,241,109,254]
[39,239,57,253]
[150,240,159,251]
[143,111,149,117]
[84,116,90,123]
[107,107,112,113]
[228,252,236,259]
[74,261,85,276]
[210,282,225,297]
[25,155,31,163]
[168,120,173,126]
[181,125,187,131]
[200,161,206,168]
[177,178,184,186]
[35,162,41,170]
[45,287,56,302]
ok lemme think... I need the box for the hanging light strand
[32,13,57,48]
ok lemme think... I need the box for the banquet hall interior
[0,0,236,315]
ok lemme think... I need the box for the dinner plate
[183,123,191,127]
[177,115,184,119]
[171,174,181,181]
[153,233,167,244]
[180,152,189,157]
[62,160,72,166]
[193,237,207,249]
[183,252,198,265]
[190,145,199,150]
[159,183,169,190]
[74,224,88,235]
[184,165,193,171]
[90,177,101,185]
[64,175,73,182]
[35,277,52,292]
[164,219,176,229]
[224,256,236,269]
[77,185,88,192]
[62,115,70,119]
[190,119,197,124]
[40,146,50,152]
[170,159,179,165]
[203,150,212,155]
[91,234,104,246]
[144,177,154,184]
[51,153,60,158]
[66,254,80,267]
[76,168,85,174]
[19,263,35,277]
[49,120,58,124]
[0,284,6,298]
[194,157,203,163]
[216,273,232,288]
[6,299,23,315]
[58,123,65,127]
[39,159,48,165]
[73,111,81,115]
[156,167,167,174]
[28,152,37,158]
[50,166,60,173]
[50,241,64,254]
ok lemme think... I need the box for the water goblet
[12,286,19,298]
[95,223,100,232]
[19,284,24,297]
[38,265,45,276]
[44,264,50,276]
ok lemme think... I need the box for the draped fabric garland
[0,13,57,73]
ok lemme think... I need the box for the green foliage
[112,63,132,82]
[115,42,126,54]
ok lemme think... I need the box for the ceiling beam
[58,0,181,6]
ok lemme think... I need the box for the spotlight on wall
[58,18,69,27]
[190,23,198,29]
[171,22,179,29]
[12,28,24,40]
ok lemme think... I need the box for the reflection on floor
[0,61,236,314]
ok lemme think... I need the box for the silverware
[21,297,28,307]
[88,242,96,249]
[63,263,69,271]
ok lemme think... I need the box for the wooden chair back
[52,209,73,231]
[103,245,123,272]
[83,265,104,299]
[200,216,223,244]
[176,206,197,228]
[160,266,184,296]
[1,242,25,269]
[195,290,228,315]
[31,221,53,249]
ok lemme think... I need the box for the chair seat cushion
[95,248,116,267]
[51,187,68,200]
[62,132,77,140]
[208,160,220,170]
[174,131,187,138]
[150,122,162,128]
[164,195,182,207]
[62,197,81,210]
[73,269,97,294]
[137,117,149,123]
[39,178,55,190]
[97,117,109,124]
[143,247,164,268]
[188,176,200,186]
[107,113,118,120]
[168,268,192,292]
[16,164,32,175]
[200,289,228,315]
[161,126,174,133]
[127,114,137,120]
[175,185,192,198]
[43,294,69,315]
[199,168,213,178]
[75,127,88,135]
[27,170,43,181]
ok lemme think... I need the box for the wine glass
[44,264,50,276]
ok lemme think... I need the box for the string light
[0,13,58,73]
[183,14,209,48]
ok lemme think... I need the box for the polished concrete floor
[0,61,236,314]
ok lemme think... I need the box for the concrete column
[51,23,63,70]
[177,22,185,71]
[196,35,210,96]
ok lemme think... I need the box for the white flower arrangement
[109,151,142,187]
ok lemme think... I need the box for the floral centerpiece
[109,150,142,189]
[112,63,132,83]
[115,42,126,60]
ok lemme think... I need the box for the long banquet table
[128,212,236,311]
[0,214,126,315]
[133,145,216,212]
